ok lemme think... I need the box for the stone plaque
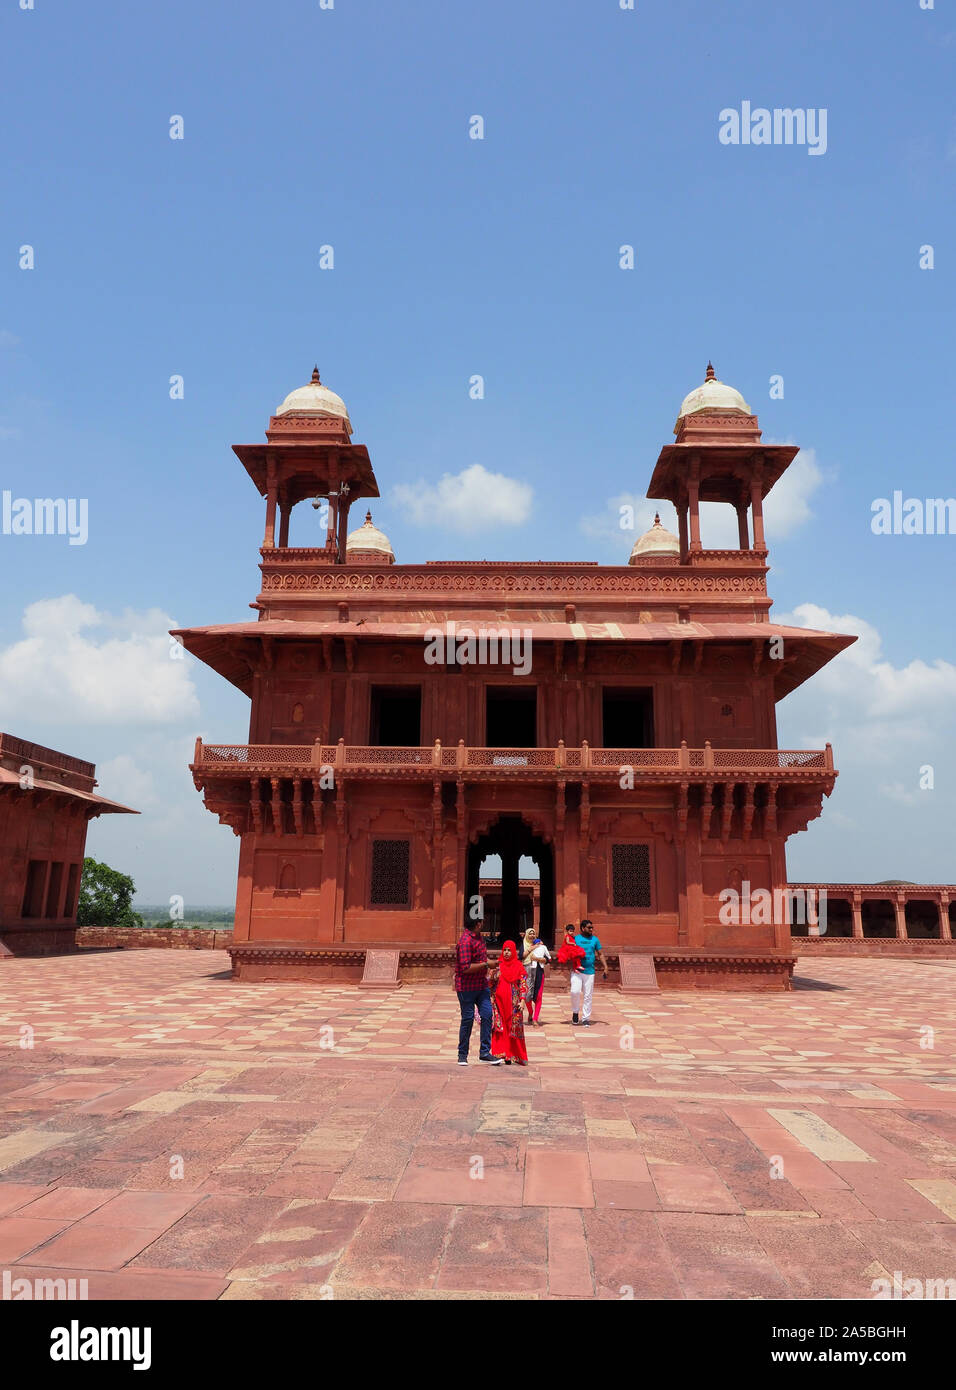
[618,951,660,993]
[359,948,403,989]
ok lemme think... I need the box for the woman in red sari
[491,940,529,1065]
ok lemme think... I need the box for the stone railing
[256,559,768,598]
[193,739,834,779]
[77,927,234,951]
[0,732,96,781]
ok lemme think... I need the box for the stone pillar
[688,475,702,553]
[681,823,704,946]
[263,480,278,548]
[501,848,519,941]
[234,834,255,943]
[736,498,750,549]
[336,488,352,564]
[326,458,340,553]
[851,892,864,939]
[939,893,951,941]
[278,503,290,548]
[454,781,467,932]
[894,894,908,940]
[578,785,590,923]
[333,785,348,942]
[750,472,766,550]
[677,500,689,562]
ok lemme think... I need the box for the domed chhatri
[346,509,395,565]
[628,512,680,566]
[276,366,351,425]
[677,362,750,421]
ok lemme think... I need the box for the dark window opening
[611,844,652,909]
[370,686,421,746]
[45,862,64,918]
[21,860,46,919]
[602,688,654,748]
[64,863,80,921]
[369,839,411,907]
[486,687,537,747]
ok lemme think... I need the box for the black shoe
[572,1013,579,1024]
[478,1054,503,1065]
[457,1058,468,1066]
[582,1020,592,1027]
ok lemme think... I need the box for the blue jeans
[457,986,493,1060]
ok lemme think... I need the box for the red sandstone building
[177,363,920,989]
[0,732,137,956]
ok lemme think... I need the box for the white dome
[276,366,350,422]
[346,511,394,560]
[630,513,680,561]
[678,363,749,419]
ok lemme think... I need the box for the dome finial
[365,509,373,525]
[311,365,321,384]
[705,361,716,381]
[653,512,661,525]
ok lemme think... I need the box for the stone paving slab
[0,951,953,1299]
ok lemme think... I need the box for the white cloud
[781,602,956,723]
[95,754,158,808]
[761,446,823,536]
[776,602,956,880]
[391,463,533,532]
[0,595,200,725]
[86,731,242,904]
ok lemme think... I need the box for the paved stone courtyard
[0,951,954,1300]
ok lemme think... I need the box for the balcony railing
[193,739,834,778]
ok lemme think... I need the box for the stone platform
[226,943,796,990]
[0,951,953,1299]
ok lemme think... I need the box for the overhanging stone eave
[232,441,378,501]
[772,631,857,700]
[647,442,799,502]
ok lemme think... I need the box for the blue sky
[1,0,954,905]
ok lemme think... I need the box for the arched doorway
[466,815,555,948]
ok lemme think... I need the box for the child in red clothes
[556,925,586,972]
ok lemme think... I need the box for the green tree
[76,858,143,928]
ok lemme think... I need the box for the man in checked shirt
[455,916,503,1066]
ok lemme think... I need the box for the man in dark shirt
[455,919,502,1065]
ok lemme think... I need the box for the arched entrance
[466,814,555,947]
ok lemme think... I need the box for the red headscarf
[497,941,526,984]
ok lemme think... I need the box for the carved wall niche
[585,807,678,919]
[275,861,300,897]
[345,799,434,913]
